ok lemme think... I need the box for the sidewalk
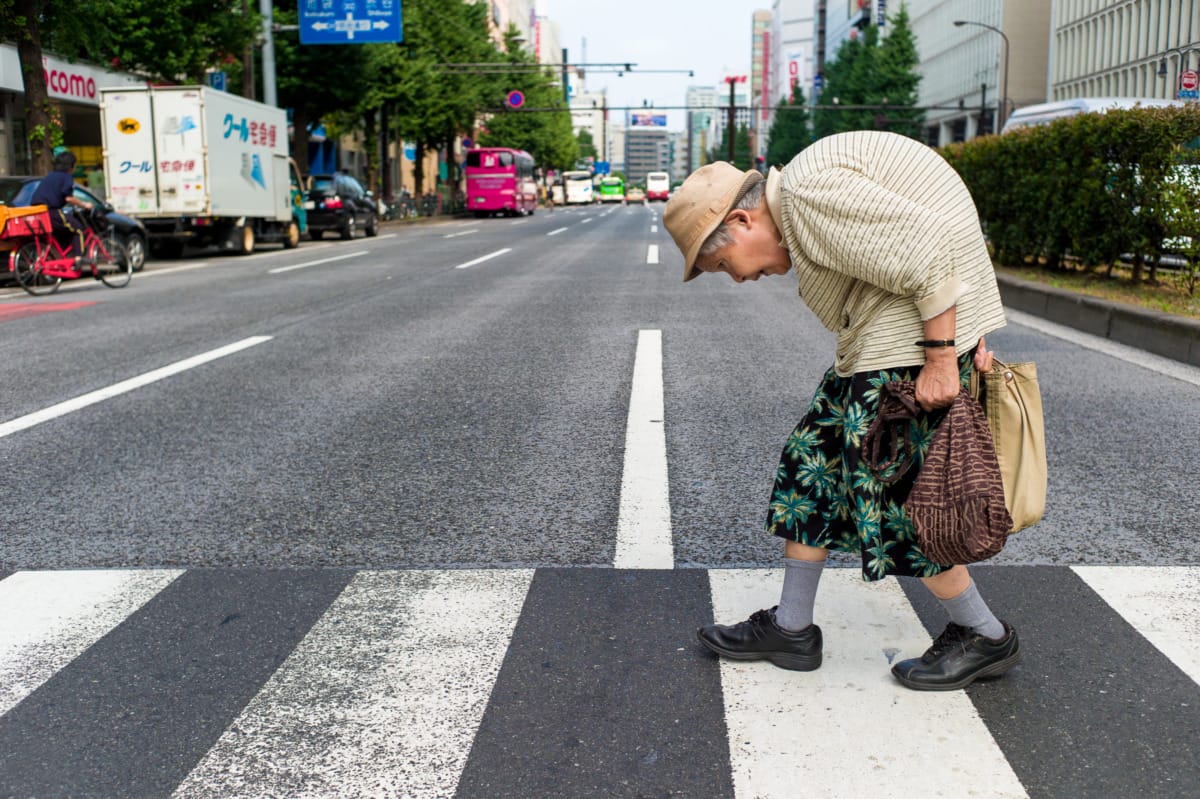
[996,271,1200,367]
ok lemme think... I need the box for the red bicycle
[5,206,131,296]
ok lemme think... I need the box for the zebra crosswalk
[1,565,1198,798]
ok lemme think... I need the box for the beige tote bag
[972,358,1046,533]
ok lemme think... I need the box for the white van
[1000,97,1185,134]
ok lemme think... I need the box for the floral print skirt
[765,353,974,582]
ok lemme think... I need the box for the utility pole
[242,0,255,99]
[723,75,745,163]
[562,48,569,105]
[260,0,277,106]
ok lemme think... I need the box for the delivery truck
[99,85,306,257]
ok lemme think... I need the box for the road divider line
[651,225,658,233]
[454,248,513,270]
[269,251,368,274]
[0,336,273,440]
[546,227,568,237]
[582,217,594,224]
[614,329,673,569]
[444,229,479,239]
[647,245,660,264]
[135,262,213,279]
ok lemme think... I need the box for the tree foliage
[765,83,811,168]
[813,3,924,140]
[708,123,753,170]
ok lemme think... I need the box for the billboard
[631,113,667,127]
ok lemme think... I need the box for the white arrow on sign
[372,20,390,29]
[311,21,331,30]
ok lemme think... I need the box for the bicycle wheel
[92,234,132,288]
[12,242,62,296]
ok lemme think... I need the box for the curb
[995,271,1200,367]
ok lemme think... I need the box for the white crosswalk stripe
[0,566,1197,798]
[0,569,183,716]
[710,569,1029,799]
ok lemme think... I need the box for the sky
[541,0,769,131]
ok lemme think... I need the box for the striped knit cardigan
[765,130,1007,377]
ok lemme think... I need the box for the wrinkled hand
[915,351,961,411]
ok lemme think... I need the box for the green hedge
[939,106,1200,278]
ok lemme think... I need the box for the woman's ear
[724,208,752,229]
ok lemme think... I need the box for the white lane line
[0,336,272,439]
[1072,566,1200,686]
[651,225,658,233]
[0,570,183,716]
[710,569,1029,799]
[614,329,673,569]
[172,570,534,799]
[547,227,569,236]
[444,229,479,239]
[510,218,530,225]
[136,262,213,279]
[582,217,594,224]
[454,248,512,270]
[647,245,660,264]
[1005,308,1200,388]
[269,251,368,274]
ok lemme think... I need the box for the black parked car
[0,176,149,271]
[306,173,378,240]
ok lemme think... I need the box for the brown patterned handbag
[863,382,1013,565]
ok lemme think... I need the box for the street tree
[708,123,753,170]
[813,3,924,140]
[476,27,578,173]
[765,83,811,167]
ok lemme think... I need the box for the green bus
[597,176,625,203]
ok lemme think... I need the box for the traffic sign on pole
[506,90,525,109]
[1180,69,1199,95]
[300,0,403,45]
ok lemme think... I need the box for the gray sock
[774,557,825,632]
[939,580,1006,640]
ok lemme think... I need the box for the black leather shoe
[892,622,1021,691]
[697,607,822,671]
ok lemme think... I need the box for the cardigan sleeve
[786,166,966,320]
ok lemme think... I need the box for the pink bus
[465,147,537,217]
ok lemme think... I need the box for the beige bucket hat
[663,162,764,282]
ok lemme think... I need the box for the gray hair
[697,180,767,259]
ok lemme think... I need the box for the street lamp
[1157,44,1200,98]
[955,19,1010,133]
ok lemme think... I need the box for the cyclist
[30,147,93,264]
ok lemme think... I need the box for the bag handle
[862,382,922,486]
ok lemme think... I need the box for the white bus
[645,171,671,201]
[562,170,594,204]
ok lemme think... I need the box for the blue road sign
[206,71,227,91]
[506,90,525,109]
[300,0,403,45]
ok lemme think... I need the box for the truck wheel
[238,224,255,255]
[284,220,300,249]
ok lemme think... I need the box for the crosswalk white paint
[172,570,533,799]
[708,569,1030,799]
[0,569,183,716]
[614,329,673,568]
[1072,565,1200,685]
[0,566,1197,798]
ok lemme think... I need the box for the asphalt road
[1,204,1199,799]
[0,202,1196,571]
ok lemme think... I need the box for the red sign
[1181,69,1199,91]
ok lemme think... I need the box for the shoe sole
[696,631,822,672]
[892,648,1022,691]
